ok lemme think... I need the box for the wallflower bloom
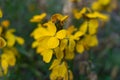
[57,26,84,59]
[76,19,99,53]
[31,12,101,80]
[1,47,18,75]
[31,21,66,63]
[5,29,24,47]
[0,10,24,76]
[30,13,46,22]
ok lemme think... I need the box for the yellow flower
[31,21,66,63]
[37,21,66,49]
[16,36,24,45]
[59,26,84,59]
[1,20,10,28]
[1,48,16,75]
[5,29,16,47]
[0,37,6,48]
[76,19,99,54]
[0,9,2,18]
[30,13,46,22]
[5,29,24,47]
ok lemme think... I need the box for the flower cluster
[0,9,24,76]
[31,6,109,79]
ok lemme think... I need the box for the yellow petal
[73,7,87,19]
[67,25,77,35]
[86,12,109,21]
[36,37,50,53]
[60,39,68,51]
[68,70,73,80]
[50,62,68,80]
[7,53,16,66]
[0,37,6,48]
[60,15,68,22]
[36,46,46,53]
[36,36,51,53]
[31,24,49,39]
[89,19,99,35]
[5,32,16,47]
[0,9,3,18]
[95,12,109,21]
[79,21,87,34]
[65,39,75,60]
[1,60,8,75]
[58,62,68,77]
[73,31,84,40]
[49,59,61,70]
[16,37,24,45]
[44,21,56,36]
[88,35,98,47]
[47,37,59,49]
[54,47,64,60]
[30,13,46,22]
[76,44,84,53]
[50,68,58,80]
[41,49,53,63]
[68,39,75,51]
[65,47,75,60]
[0,27,3,34]
[56,30,66,39]
[32,41,39,48]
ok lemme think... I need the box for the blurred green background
[0,0,120,80]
